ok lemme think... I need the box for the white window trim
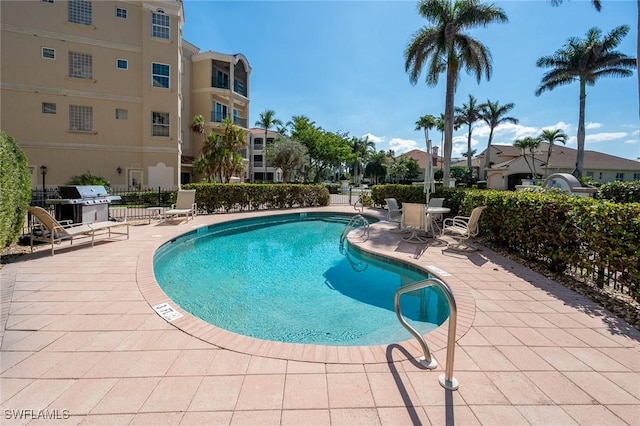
[42,47,55,60]
[116,58,128,70]
[115,7,127,18]
[151,11,170,40]
[151,62,170,89]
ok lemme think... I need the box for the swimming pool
[153,212,449,346]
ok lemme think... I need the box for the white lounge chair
[441,206,486,250]
[163,189,197,223]
[27,206,129,255]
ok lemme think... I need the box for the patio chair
[27,206,129,255]
[441,206,486,250]
[163,189,197,223]
[384,197,404,232]
[401,203,431,243]
[427,197,445,223]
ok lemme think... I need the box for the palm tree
[454,94,484,171]
[514,136,541,178]
[349,136,376,185]
[536,25,635,179]
[404,0,508,183]
[538,129,567,177]
[550,0,601,11]
[479,100,518,180]
[415,114,437,151]
[254,110,283,182]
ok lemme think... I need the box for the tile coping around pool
[136,209,475,364]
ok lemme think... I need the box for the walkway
[1,206,638,425]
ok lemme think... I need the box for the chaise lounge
[27,206,129,255]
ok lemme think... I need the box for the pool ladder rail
[394,277,459,391]
[339,214,370,249]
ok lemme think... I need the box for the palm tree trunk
[466,125,472,170]
[484,127,494,180]
[575,80,587,179]
[443,65,456,185]
[264,129,268,182]
[637,0,639,119]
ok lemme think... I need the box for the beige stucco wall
[1,0,184,189]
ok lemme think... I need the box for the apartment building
[188,50,251,183]
[247,128,280,183]
[0,0,252,189]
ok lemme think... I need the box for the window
[68,0,92,25]
[152,63,169,88]
[635,173,640,180]
[152,112,169,137]
[116,58,128,70]
[215,70,229,89]
[115,109,128,120]
[42,47,55,59]
[586,171,594,178]
[42,103,56,114]
[115,7,127,18]
[69,51,92,79]
[151,11,170,39]
[615,172,625,181]
[41,0,54,3]
[214,103,228,122]
[69,105,92,131]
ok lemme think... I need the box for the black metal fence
[30,185,372,222]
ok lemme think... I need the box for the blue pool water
[154,213,449,346]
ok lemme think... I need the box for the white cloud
[541,121,572,133]
[586,122,602,130]
[585,132,628,143]
[362,132,384,144]
[389,138,418,154]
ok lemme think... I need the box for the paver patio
[1,206,638,425]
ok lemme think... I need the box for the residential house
[453,143,640,190]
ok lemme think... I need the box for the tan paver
[1,206,638,425]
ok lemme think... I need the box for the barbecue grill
[47,185,121,224]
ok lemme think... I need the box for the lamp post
[40,165,47,199]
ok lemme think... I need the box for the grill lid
[58,185,109,199]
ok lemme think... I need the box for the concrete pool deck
[1,206,639,425]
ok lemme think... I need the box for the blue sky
[182,0,639,161]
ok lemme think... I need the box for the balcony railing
[233,116,247,127]
[210,111,247,127]
[234,80,247,97]
[211,78,229,90]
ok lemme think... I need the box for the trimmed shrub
[182,183,330,214]
[0,132,32,247]
[597,180,640,203]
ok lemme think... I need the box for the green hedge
[0,132,31,248]
[182,183,330,213]
[597,180,640,203]
[371,184,639,301]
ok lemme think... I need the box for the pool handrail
[394,277,459,390]
[339,214,370,248]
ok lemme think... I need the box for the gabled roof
[478,143,639,171]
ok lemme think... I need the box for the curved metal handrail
[394,277,459,390]
[339,214,369,248]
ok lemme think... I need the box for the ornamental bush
[182,183,330,214]
[0,132,32,247]
[597,180,640,203]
